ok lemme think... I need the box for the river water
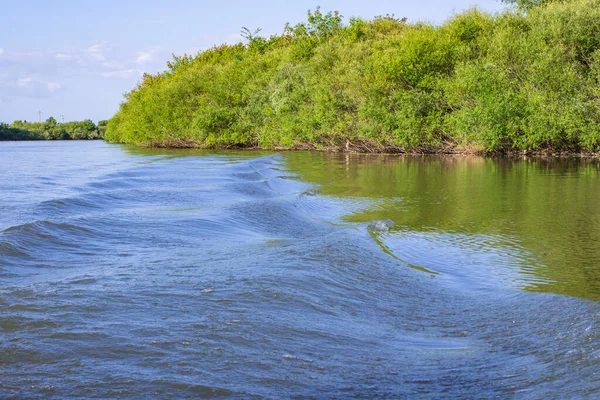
[1,141,599,398]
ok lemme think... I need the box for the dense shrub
[106,0,600,153]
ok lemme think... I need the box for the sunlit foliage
[106,0,600,153]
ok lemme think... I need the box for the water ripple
[0,142,599,398]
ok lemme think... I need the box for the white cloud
[2,46,104,67]
[0,40,166,103]
[136,52,153,64]
[88,46,105,61]
[87,41,112,62]
[0,42,163,76]
[136,47,162,65]
[100,69,142,78]
[47,82,61,93]
[1,50,46,64]
[16,78,34,87]
[1,77,62,98]
[54,53,73,61]
[102,60,126,69]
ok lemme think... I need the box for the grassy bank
[0,118,106,141]
[105,0,600,154]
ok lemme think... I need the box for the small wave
[36,196,106,219]
[84,177,144,191]
[2,220,93,238]
[68,277,97,285]
[0,241,30,259]
[0,316,60,331]
[227,180,277,199]
[6,304,44,313]
[0,220,99,262]
[35,191,134,216]
[227,198,338,240]
[294,189,372,226]
[372,227,544,290]
[232,171,266,181]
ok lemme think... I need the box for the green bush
[106,0,600,153]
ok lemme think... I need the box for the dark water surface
[1,141,599,398]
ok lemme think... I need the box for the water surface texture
[1,141,599,398]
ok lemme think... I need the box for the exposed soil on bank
[137,138,600,158]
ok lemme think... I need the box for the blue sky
[0,0,507,123]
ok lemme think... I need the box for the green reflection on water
[283,152,600,302]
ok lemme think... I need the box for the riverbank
[138,138,600,158]
[106,0,600,155]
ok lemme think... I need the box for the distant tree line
[106,0,600,153]
[0,118,107,141]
